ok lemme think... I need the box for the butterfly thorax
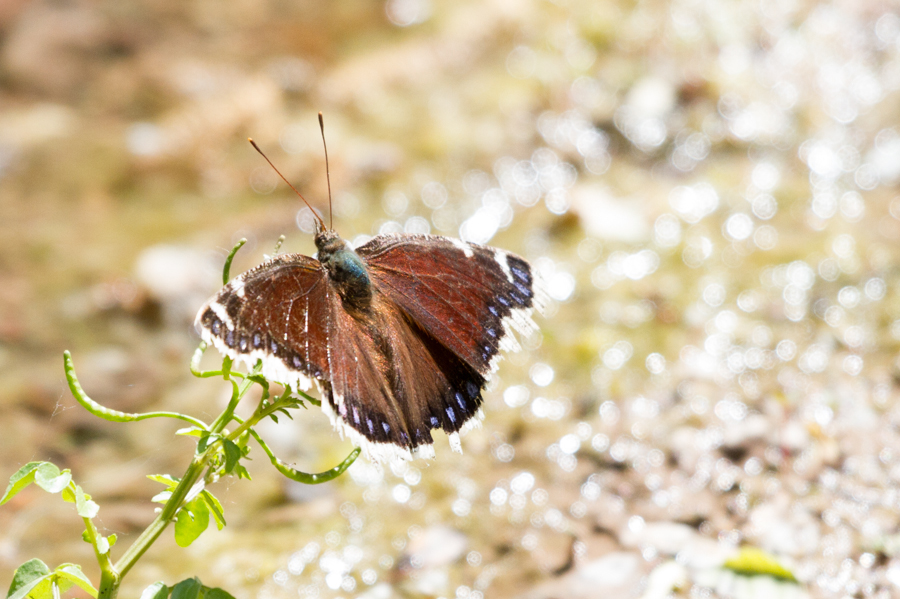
[315,229,373,315]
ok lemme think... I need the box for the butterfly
[195,123,543,462]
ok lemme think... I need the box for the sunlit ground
[2,1,900,598]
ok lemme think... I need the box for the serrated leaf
[55,563,98,597]
[170,577,202,599]
[222,440,241,474]
[234,465,251,481]
[200,490,226,530]
[34,464,71,495]
[204,588,237,599]
[74,485,99,518]
[140,581,169,599]
[2,463,43,505]
[7,558,50,599]
[174,498,210,547]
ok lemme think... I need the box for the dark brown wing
[357,234,541,375]
[321,290,487,460]
[195,253,332,392]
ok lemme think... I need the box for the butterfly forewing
[359,234,541,376]
[196,254,332,391]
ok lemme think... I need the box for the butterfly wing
[195,253,332,391]
[195,234,543,463]
[358,234,542,376]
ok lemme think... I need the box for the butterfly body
[196,230,543,462]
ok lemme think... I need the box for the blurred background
[2,0,900,597]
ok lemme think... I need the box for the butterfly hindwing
[321,290,487,461]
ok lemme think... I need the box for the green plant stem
[113,454,209,582]
[82,516,119,598]
[66,346,345,599]
[109,364,262,591]
[65,351,208,429]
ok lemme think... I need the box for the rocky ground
[2,0,900,598]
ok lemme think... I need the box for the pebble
[620,520,697,555]
[134,244,219,322]
[526,552,644,599]
[403,526,467,570]
[746,499,819,557]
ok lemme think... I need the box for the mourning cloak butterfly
[195,128,544,462]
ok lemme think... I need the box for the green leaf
[148,475,180,490]
[96,535,110,555]
[234,464,251,480]
[174,498,210,547]
[108,533,117,547]
[724,546,797,582]
[55,564,97,597]
[151,490,173,504]
[7,559,51,599]
[73,485,99,518]
[34,463,72,495]
[197,433,223,453]
[268,413,279,424]
[175,427,207,438]
[222,440,241,474]
[147,474,180,487]
[2,463,44,505]
[170,577,202,599]
[204,588,237,599]
[140,582,169,599]
[200,490,226,530]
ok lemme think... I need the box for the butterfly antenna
[318,112,333,230]
[248,138,326,231]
